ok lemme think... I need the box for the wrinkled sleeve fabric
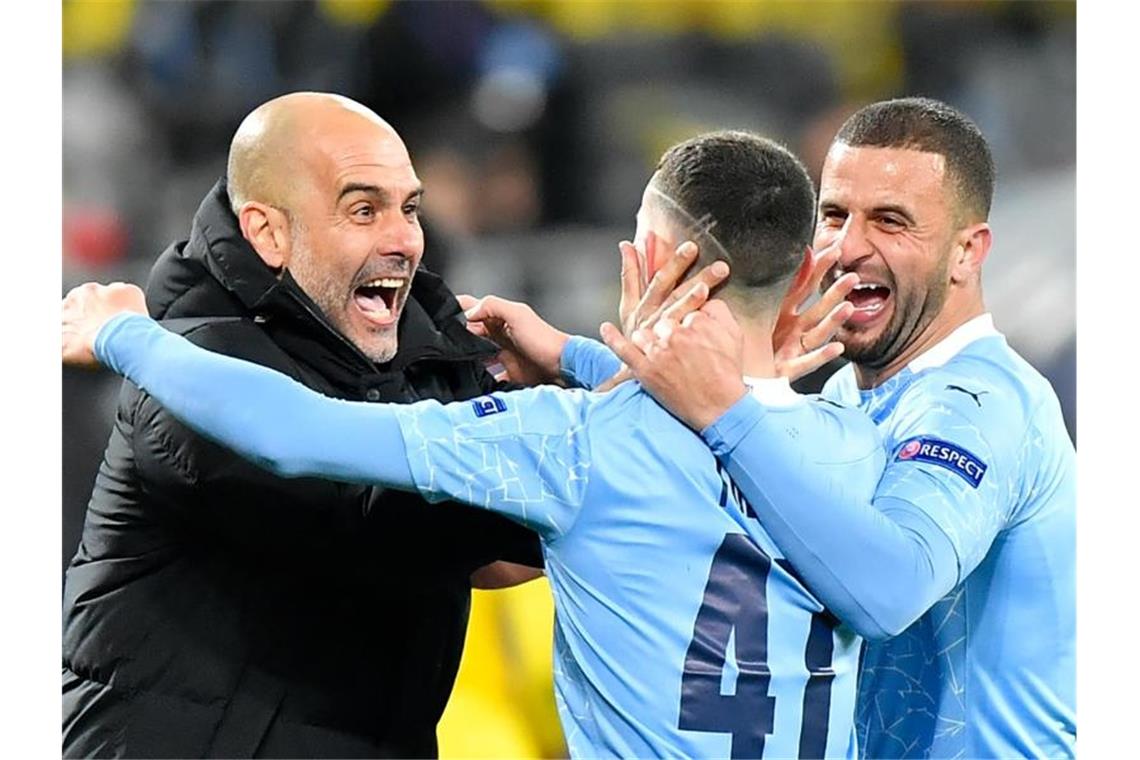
[96,312,415,487]
[393,385,594,539]
[559,335,622,390]
[96,313,591,539]
[702,393,963,640]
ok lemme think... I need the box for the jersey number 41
[679,533,837,759]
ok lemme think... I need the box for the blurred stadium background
[62,1,1075,757]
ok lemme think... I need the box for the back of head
[834,97,995,223]
[651,130,816,312]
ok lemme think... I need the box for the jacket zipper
[282,287,382,372]
[284,286,493,365]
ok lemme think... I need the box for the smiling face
[284,112,424,363]
[816,144,961,374]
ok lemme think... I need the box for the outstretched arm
[64,283,590,537]
[63,281,417,487]
[94,311,418,488]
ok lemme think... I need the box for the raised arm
[600,298,972,641]
[95,311,417,487]
[64,283,590,537]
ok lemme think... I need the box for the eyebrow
[871,204,916,225]
[818,200,916,226]
[336,183,425,204]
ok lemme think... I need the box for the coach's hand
[62,282,147,368]
[601,293,747,431]
[458,294,570,386]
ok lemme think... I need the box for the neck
[739,317,778,379]
[854,293,985,388]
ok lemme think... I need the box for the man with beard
[61,92,542,758]
[63,131,887,758]
[596,98,1076,758]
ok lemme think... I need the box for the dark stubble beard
[843,256,952,371]
[286,230,400,364]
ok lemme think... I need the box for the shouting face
[815,144,961,374]
[284,111,425,363]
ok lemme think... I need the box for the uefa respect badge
[896,436,988,488]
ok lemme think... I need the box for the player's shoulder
[892,335,1072,471]
[585,380,710,452]
[472,381,650,440]
[906,335,1057,423]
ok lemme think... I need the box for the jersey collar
[907,313,1000,373]
[743,376,800,407]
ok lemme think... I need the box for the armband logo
[471,396,508,418]
[896,436,987,488]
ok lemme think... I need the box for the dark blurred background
[62,1,1076,755]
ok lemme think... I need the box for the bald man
[62,93,542,758]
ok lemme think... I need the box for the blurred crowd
[62,1,1076,757]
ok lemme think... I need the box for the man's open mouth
[352,277,407,325]
[846,282,892,326]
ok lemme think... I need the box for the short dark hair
[652,130,815,302]
[834,97,995,222]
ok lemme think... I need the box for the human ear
[238,202,292,271]
[644,229,679,281]
[950,223,991,284]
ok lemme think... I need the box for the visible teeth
[361,277,405,289]
[853,283,885,291]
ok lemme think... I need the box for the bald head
[226,92,403,217]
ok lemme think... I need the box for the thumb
[456,294,479,314]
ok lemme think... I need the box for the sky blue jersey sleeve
[394,385,593,538]
[559,335,622,389]
[871,384,1013,583]
[703,393,960,641]
[95,312,417,487]
[95,312,591,538]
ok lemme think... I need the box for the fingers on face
[647,240,697,298]
[619,240,642,297]
[661,281,709,322]
[801,271,858,322]
[780,341,845,382]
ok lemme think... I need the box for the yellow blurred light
[63,0,136,60]
[318,0,391,27]
[438,579,563,759]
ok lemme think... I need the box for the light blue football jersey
[90,314,886,758]
[821,314,1076,759]
[397,380,883,758]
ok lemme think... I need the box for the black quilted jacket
[62,178,541,758]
